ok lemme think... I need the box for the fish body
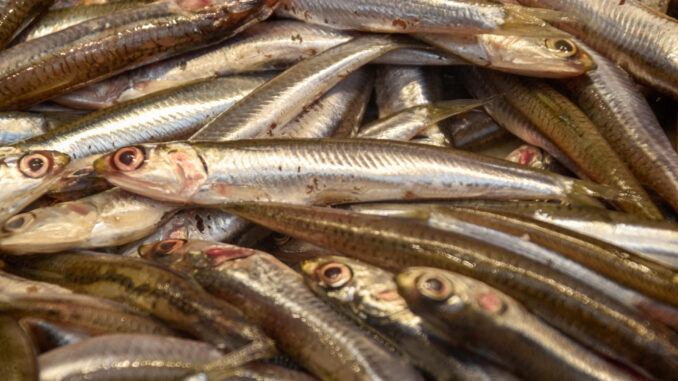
[0,315,38,381]
[0,0,54,49]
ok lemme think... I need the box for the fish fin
[427,99,490,124]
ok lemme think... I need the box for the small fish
[0,111,52,145]
[95,139,624,207]
[0,0,55,49]
[0,314,38,381]
[395,267,634,381]
[0,148,70,224]
[140,239,424,381]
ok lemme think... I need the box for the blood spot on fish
[619,0,626,4]
[26,286,38,293]
[404,191,416,199]
[519,149,536,165]
[478,291,504,314]
[392,19,407,30]
[65,204,92,216]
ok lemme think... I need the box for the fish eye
[416,273,453,302]
[18,152,52,178]
[318,263,352,288]
[155,239,185,255]
[112,147,144,172]
[3,213,34,233]
[546,39,577,57]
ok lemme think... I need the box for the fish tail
[427,99,489,123]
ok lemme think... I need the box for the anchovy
[0,0,55,49]
[0,111,52,145]
[0,0,279,109]
[95,139,625,207]
[448,109,509,151]
[0,315,38,381]
[139,239,424,381]
[396,267,634,381]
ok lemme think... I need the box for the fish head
[139,239,257,271]
[302,256,408,319]
[0,147,70,224]
[479,34,595,78]
[95,143,207,203]
[0,201,99,254]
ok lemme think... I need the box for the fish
[16,0,154,42]
[275,0,568,35]
[53,21,459,109]
[0,188,179,254]
[95,139,625,207]
[395,267,634,381]
[638,0,670,12]
[189,35,411,141]
[356,99,487,141]
[22,319,91,352]
[206,362,319,381]
[0,292,174,336]
[0,148,70,224]
[562,43,678,215]
[302,255,519,381]
[140,239,425,381]
[271,68,373,138]
[517,0,678,99]
[0,0,55,49]
[0,269,72,295]
[0,314,38,381]
[505,144,569,174]
[222,202,678,379]
[38,333,225,381]
[415,32,595,78]
[1,251,273,359]
[471,68,662,219]
[0,111,53,146]
[0,0,280,109]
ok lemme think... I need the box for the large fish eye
[3,213,34,233]
[416,273,453,302]
[318,262,352,288]
[18,152,52,178]
[546,39,578,58]
[112,147,144,172]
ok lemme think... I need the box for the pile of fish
[2,0,678,379]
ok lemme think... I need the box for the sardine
[302,255,516,381]
[0,0,54,49]
[472,68,661,219]
[222,202,678,379]
[517,0,678,99]
[38,333,224,381]
[139,239,424,381]
[0,0,279,109]
[0,148,70,224]
[0,188,179,253]
[0,315,38,381]
[275,0,567,35]
[0,292,174,336]
[189,35,410,141]
[95,139,624,207]
[54,21,459,109]
[396,267,634,381]
[415,33,594,78]
[563,44,678,215]
[1,251,272,356]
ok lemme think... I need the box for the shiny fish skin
[190,35,409,141]
[0,148,70,224]
[0,0,54,49]
[0,188,179,254]
[272,68,373,138]
[460,67,586,178]
[374,65,450,147]
[38,333,224,381]
[24,319,91,352]
[396,267,634,381]
[638,0,670,12]
[1,251,271,353]
[0,0,279,109]
[223,202,678,379]
[415,33,595,78]
[207,362,318,381]
[518,0,678,99]
[140,240,425,381]
[474,68,661,219]
[449,109,509,151]
[96,139,625,207]
[54,21,459,109]
[302,255,512,381]
[0,270,73,294]
[0,292,174,336]
[0,111,51,145]
[17,0,154,42]
[563,44,678,215]
[0,315,38,381]
[357,99,487,141]
[275,0,564,34]
[13,74,272,160]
